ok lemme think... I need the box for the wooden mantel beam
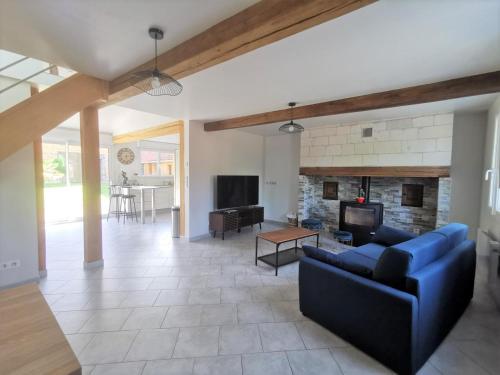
[299,166,450,178]
[204,70,500,131]
[107,0,376,105]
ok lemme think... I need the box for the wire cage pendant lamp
[279,102,304,134]
[131,27,183,96]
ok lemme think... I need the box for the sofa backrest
[372,223,468,289]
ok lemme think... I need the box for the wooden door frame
[112,120,185,236]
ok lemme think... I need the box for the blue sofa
[299,223,476,375]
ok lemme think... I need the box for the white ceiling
[1,0,499,135]
[0,0,257,80]
[59,105,173,136]
[117,0,500,123]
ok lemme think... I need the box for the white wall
[263,134,300,222]
[449,113,487,239]
[0,77,39,288]
[187,121,264,239]
[301,113,454,167]
[480,96,500,240]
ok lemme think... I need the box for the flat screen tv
[217,175,259,209]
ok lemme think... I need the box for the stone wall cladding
[300,113,454,167]
[298,175,448,234]
[436,177,452,227]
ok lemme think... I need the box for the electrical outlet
[0,259,21,270]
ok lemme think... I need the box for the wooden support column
[179,124,185,236]
[33,138,46,276]
[80,106,103,267]
[31,85,47,277]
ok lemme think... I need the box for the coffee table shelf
[255,227,319,276]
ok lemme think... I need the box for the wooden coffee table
[255,227,319,276]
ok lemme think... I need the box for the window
[140,150,175,177]
[486,116,500,214]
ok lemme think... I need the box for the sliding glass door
[43,142,110,223]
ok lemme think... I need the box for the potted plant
[356,187,366,203]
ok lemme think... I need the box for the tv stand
[209,206,264,240]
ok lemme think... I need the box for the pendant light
[279,102,304,134]
[131,27,183,96]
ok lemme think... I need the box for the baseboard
[0,276,41,291]
[39,269,47,278]
[83,259,104,269]
[189,233,212,242]
[264,219,288,226]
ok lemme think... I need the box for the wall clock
[117,147,135,165]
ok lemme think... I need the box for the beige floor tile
[142,358,194,375]
[219,324,262,355]
[242,352,292,375]
[172,326,220,358]
[259,322,305,351]
[126,328,179,361]
[193,355,242,375]
[79,330,139,365]
[287,349,343,375]
[162,305,203,328]
[122,307,168,330]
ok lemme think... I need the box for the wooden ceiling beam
[106,0,376,105]
[299,166,450,178]
[112,120,183,144]
[204,70,500,131]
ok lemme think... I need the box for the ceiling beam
[0,74,108,162]
[204,70,500,131]
[112,120,183,144]
[106,0,376,105]
[299,166,450,178]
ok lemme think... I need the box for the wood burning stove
[339,201,383,246]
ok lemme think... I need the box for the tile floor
[39,213,500,375]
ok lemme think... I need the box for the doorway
[42,141,110,224]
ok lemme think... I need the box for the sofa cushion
[303,245,373,278]
[302,245,337,265]
[433,223,468,250]
[373,232,449,289]
[371,225,417,247]
[354,242,387,260]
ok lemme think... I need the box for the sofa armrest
[299,256,418,375]
[406,239,476,369]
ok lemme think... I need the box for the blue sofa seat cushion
[371,225,417,247]
[303,245,373,278]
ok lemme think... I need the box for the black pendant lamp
[131,27,183,96]
[279,102,304,134]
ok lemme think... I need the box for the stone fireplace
[297,112,454,236]
[298,175,451,235]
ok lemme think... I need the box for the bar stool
[119,191,138,223]
[107,184,123,221]
[301,218,323,230]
